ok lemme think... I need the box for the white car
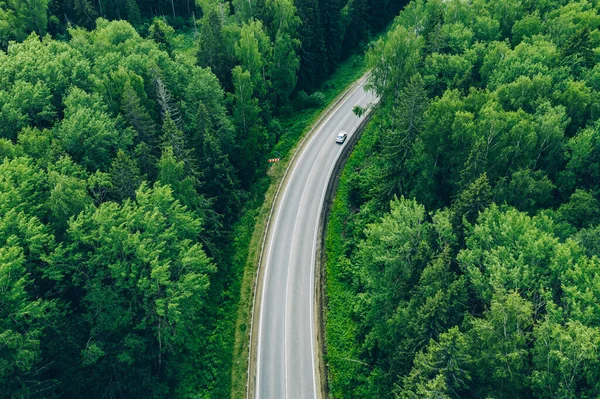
[336,131,348,144]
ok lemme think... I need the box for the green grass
[323,116,381,398]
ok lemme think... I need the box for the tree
[561,121,600,193]
[233,0,263,22]
[0,80,55,141]
[60,184,215,398]
[367,24,425,102]
[108,150,142,201]
[469,291,533,397]
[193,103,240,216]
[342,0,368,57]
[231,66,257,134]
[0,0,50,45]
[319,0,344,69]
[73,0,98,30]
[511,11,543,44]
[532,102,568,175]
[561,27,595,74]
[378,73,428,198]
[197,6,230,85]
[46,156,92,232]
[404,250,467,352]
[124,0,142,25]
[451,173,492,230]
[0,244,56,399]
[494,169,555,214]
[399,327,472,399]
[160,113,191,166]
[266,0,300,108]
[58,88,133,172]
[149,18,175,56]
[231,66,266,186]
[154,76,181,126]
[235,19,271,99]
[295,0,326,89]
[458,205,562,304]
[557,189,600,229]
[0,168,58,397]
[120,80,158,149]
[356,197,431,379]
[0,157,47,220]
[157,145,213,221]
[532,320,600,398]
[489,0,524,37]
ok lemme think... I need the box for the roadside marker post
[268,158,280,163]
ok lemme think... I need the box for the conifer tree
[109,149,142,201]
[295,0,326,90]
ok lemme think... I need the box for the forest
[325,0,600,398]
[0,0,402,398]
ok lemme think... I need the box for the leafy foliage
[0,0,394,394]
[325,1,600,398]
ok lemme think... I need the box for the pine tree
[73,0,97,29]
[267,0,301,108]
[149,18,175,55]
[341,0,368,58]
[451,173,492,236]
[378,74,428,198]
[295,0,326,90]
[121,81,158,148]
[154,76,181,125]
[161,112,193,168]
[124,0,141,26]
[193,103,240,215]
[197,7,230,85]
[319,0,344,70]
[109,149,142,201]
[15,0,50,37]
[561,27,595,77]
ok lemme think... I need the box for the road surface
[254,77,377,398]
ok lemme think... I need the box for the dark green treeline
[0,0,404,90]
[325,0,600,398]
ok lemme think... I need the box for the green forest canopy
[0,0,402,398]
[0,0,404,90]
[325,0,600,398]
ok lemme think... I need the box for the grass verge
[228,53,368,399]
[322,116,381,398]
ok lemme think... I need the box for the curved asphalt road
[255,77,377,398]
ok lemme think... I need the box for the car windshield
[337,133,344,137]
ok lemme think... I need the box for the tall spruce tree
[295,0,326,90]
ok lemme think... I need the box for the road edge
[245,72,371,399]
[315,107,374,399]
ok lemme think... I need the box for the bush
[294,90,326,110]
[296,90,309,108]
[353,105,366,117]
[268,118,284,143]
[308,91,326,107]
